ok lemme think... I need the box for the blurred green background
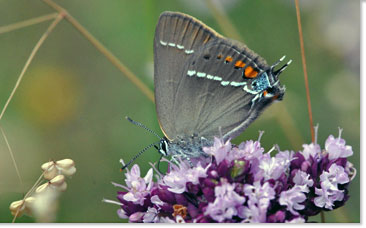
[0,0,360,223]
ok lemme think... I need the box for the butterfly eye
[161,141,167,151]
[159,140,169,156]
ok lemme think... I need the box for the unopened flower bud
[60,166,76,176]
[50,175,67,192]
[36,183,50,194]
[9,197,35,217]
[56,159,74,169]
[41,159,76,180]
[42,162,58,180]
[36,175,67,193]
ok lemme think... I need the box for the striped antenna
[274,59,292,76]
[125,116,162,139]
[121,116,164,171]
[120,141,159,171]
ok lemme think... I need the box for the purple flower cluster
[113,128,356,223]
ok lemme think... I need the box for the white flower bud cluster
[9,159,76,221]
[37,159,76,193]
[9,197,35,217]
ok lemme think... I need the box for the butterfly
[123,11,290,169]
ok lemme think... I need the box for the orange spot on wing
[244,66,258,78]
[225,56,233,62]
[235,60,246,68]
[217,54,222,59]
[263,90,268,96]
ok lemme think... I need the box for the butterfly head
[262,56,291,100]
[244,56,290,109]
[158,137,169,156]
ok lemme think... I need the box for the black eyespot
[203,54,210,60]
[192,61,195,65]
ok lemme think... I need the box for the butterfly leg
[171,152,194,167]
[185,156,193,167]
[171,155,180,165]
[178,151,193,167]
[250,93,263,109]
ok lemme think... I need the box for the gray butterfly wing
[154,11,221,140]
[173,39,276,141]
[154,12,285,142]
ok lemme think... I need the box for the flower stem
[320,210,325,223]
[0,13,58,35]
[0,13,64,120]
[12,166,51,223]
[0,126,23,193]
[42,0,155,103]
[295,0,315,143]
[295,0,321,223]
